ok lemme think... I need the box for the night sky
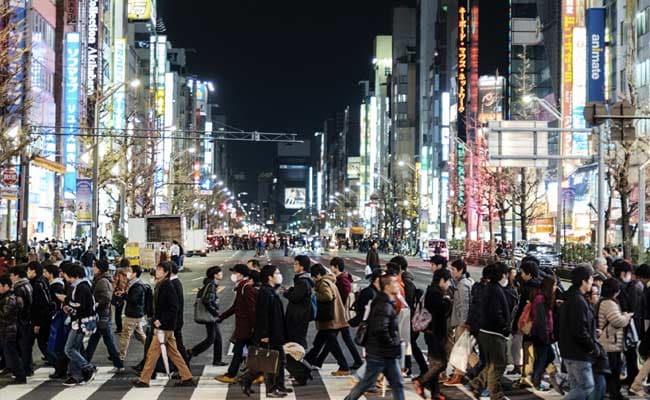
[161,0,508,195]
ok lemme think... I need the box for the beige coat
[597,298,631,353]
[314,274,349,331]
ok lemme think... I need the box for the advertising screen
[284,188,306,209]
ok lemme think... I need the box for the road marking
[191,277,203,281]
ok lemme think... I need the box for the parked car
[513,241,560,268]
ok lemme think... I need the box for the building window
[637,60,650,87]
[397,94,407,103]
[637,8,649,37]
[397,113,408,121]
[32,12,55,50]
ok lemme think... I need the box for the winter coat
[478,282,513,338]
[530,293,554,345]
[254,283,286,346]
[284,272,314,346]
[13,278,33,324]
[467,278,488,335]
[92,272,114,319]
[125,278,146,318]
[67,279,96,330]
[512,277,541,333]
[366,249,380,268]
[618,279,645,336]
[365,292,401,359]
[402,271,419,310]
[559,286,598,361]
[199,279,220,317]
[314,274,349,331]
[424,284,452,340]
[450,276,472,328]
[349,283,379,327]
[170,277,184,329]
[0,291,20,341]
[597,298,631,353]
[335,272,353,305]
[153,278,179,331]
[30,275,53,328]
[220,278,257,340]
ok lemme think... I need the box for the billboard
[113,38,126,130]
[284,188,306,209]
[586,8,605,102]
[86,0,99,97]
[63,32,80,200]
[477,76,505,123]
[75,178,92,223]
[561,0,576,154]
[457,5,468,142]
[128,0,153,21]
[572,27,588,155]
[487,120,549,168]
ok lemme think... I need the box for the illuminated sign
[572,27,588,155]
[457,6,468,115]
[63,32,80,200]
[128,0,153,21]
[284,188,306,209]
[561,0,576,154]
[456,143,465,208]
[478,76,506,123]
[113,38,126,130]
[469,5,479,116]
[586,8,605,102]
[86,0,99,96]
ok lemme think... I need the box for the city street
[2,250,644,400]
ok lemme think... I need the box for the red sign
[2,168,18,186]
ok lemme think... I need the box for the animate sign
[2,168,18,186]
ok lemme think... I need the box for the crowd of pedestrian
[1,242,650,400]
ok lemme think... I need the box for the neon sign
[458,6,468,114]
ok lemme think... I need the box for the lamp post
[91,79,140,251]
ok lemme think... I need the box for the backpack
[344,290,356,321]
[517,302,534,335]
[412,289,432,332]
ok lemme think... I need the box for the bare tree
[0,3,32,166]
[505,168,545,241]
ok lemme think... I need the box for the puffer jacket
[0,291,20,341]
[12,278,33,324]
[92,272,114,319]
[315,274,349,331]
[597,298,631,353]
[124,278,146,318]
[365,292,401,359]
[450,276,472,328]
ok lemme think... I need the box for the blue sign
[63,32,80,200]
[587,8,606,102]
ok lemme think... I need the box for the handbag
[194,283,217,324]
[247,345,280,374]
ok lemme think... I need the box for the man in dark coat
[613,260,644,385]
[8,266,33,377]
[284,255,313,347]
[26,261,54,363]
[216,264,258,383]
[366,241,380,268]
[169,262,189,363]
[0,275,26,384]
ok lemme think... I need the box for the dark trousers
[190,321,223,363]
[227,339,251,377]
[2,338,25,380]
[315,327,362,367]
[114,301,124,332]
[420,334,447,395]
[406,331,429,376]
[606,352,624,400]
[17,323,33,375]
[36,322,51,361]
[175,326,189,364]
[305,329,349,370]
[532,342,555,387]
[623,346,639,385]
[265,345,286,392]
[469,332,508,400]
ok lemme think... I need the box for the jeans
[469,332,508,400]
[587,373,606,400]
[85,318,123,368]
[564,359,595,400]
[345,356,405,400]
[1,338,25,380]
[305,329,349,370]
[17,323,33,375]
[190,321,223,363]
[65,330,93,381]
[532,342,555,387]
[226,339,251,377]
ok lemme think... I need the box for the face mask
[275,273,283,285]
[230,274,239,283]
[623,275,632,283]
[499,278,509,287]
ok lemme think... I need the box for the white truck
[185,229,208,257]
[127,215,186,268]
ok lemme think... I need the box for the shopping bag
[448,331,475,373]
[247,345,280,374]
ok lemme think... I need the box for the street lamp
[92,79,140,250]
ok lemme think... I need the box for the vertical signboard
[586,8,605,102]
[155,35,167,116]
[64,33,81,200]
[86,0,100,97]
[469,4,479,117]
[75,178,92,223]
[572,27,588,155]
[113,38,126,130]
[457,5,468,141]
[561,0,576,154]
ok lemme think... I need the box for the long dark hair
[539,275,556,310]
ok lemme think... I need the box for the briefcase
[247,346,280,374]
